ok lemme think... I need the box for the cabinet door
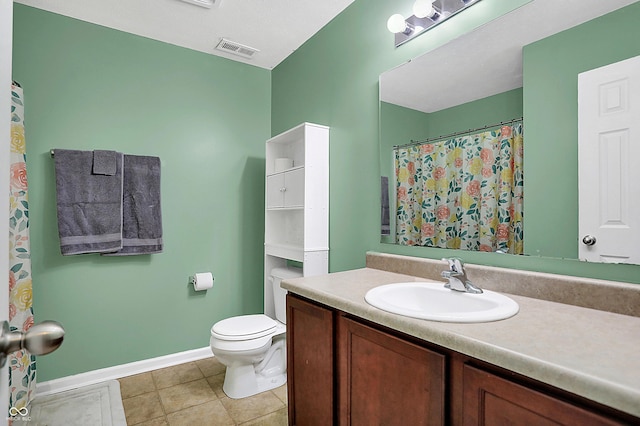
[283,167,304,207]
[286,295,334,426]
[266,173,285,209]
[266,168,304,208]
[337,316,446,426]
[462,364,624,425]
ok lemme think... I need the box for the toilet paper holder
[190,272,214,291]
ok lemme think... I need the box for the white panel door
[578,55,640,263]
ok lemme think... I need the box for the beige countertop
[281,267,640,418]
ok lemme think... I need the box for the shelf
[266,165,304,178]
[264,122,329,317]
[265,243,304,262]
[267,206,303,211]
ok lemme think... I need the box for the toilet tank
[270,266,303,324]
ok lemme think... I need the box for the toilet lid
[211,314,277,341]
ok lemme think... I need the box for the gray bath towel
[103,155,163,256]
[54,149,124,255]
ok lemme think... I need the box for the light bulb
[387,14,408,34]
[413,0,436,18]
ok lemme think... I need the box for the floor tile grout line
[157,388,169,420]
[130,412,167,426]
[271,388,287,405]
[195,359,208,377]
[149,370,171,422]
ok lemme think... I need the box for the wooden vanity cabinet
[460,364,626,425]
[286,294,335,426]
[286,294,638,426]
[337,315,446,425]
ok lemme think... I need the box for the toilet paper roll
[192,272,214,291]
[274,158,293,172]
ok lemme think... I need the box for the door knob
[0,320,65,367]
[582,235,597,246]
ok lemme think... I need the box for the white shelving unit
[264,122,329,317]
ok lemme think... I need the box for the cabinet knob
[280,187,287,192]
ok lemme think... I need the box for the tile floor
[118,357,288,425]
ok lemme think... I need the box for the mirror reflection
[379,0,640,264]
[393,119,524,253]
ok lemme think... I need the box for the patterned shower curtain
[9,84,36,411]
[395,123,524,253]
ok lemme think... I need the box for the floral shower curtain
[9,84,36,411]
[395,123,524,253]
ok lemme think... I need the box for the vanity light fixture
[388,0,482,47]
[387,14,412,35]
[413,0,438,19]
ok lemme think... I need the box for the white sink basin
[365,282,519,323]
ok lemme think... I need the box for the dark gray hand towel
[54,149,124,255]
[103,155,163,256]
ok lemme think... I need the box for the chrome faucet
[441,258,483,294]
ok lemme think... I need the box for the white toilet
[209,266,302,399]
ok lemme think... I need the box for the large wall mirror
[379,0,640,264]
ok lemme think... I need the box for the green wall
[425,88,524,137]
[272,0,640,284]
[13,5,271,381]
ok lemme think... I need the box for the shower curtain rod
[393,116,523,150]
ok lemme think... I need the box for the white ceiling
[14,0,355,70]
[380,0,639,113]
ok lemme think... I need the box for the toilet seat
[211,314,277,341]
[210,314,284,353]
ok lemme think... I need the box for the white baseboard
[36,346,213,397]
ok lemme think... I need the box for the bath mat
[29,380,127,426]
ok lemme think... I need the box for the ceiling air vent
[215,38,260,59]
[179,0,222,9]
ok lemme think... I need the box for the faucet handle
[441,270,459,279]
[442,257,464,272]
